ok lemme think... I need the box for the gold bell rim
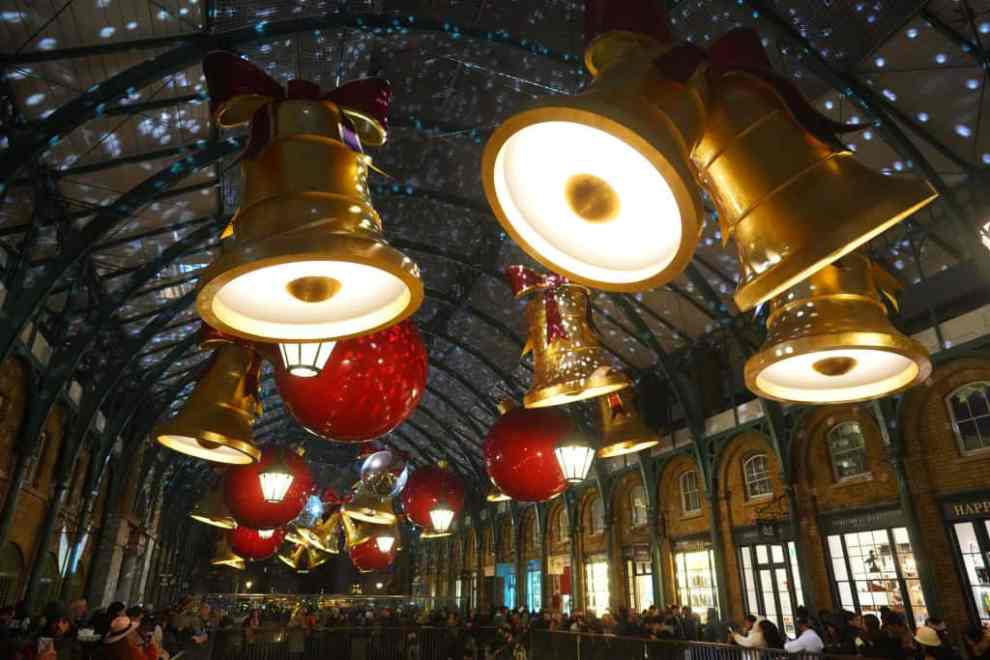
[341,507,398,526]
[189,512,238,530]
[481,105,702,293]
[744,332,932,404]
[524,376,630,409]
[155,429,260,465]
[196,232,423,344]
[597,437,659,459]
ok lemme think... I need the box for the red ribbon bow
[606,392,626,420]
[505,266,571,345]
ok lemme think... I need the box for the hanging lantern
[278,341,336,378]
[555,428,596,484]
[401,462,465,529]
[278,542,329,572]
[375,534,396,554]
[596,389,658,458]
[484,401,569,502]
[341,484,397,525]
[744,253,932,404]
[228,526,285,562]
[154,340,263,465]
[225,448,314,529]
[258,449,295,503]
[481,3,703,292]
[428,498,455,534]
[275,321,428,442]
[189,486,237,530]
[211,536,246,569]
[506,266,630,408]
[197,52,422,344]
[360,449,409,498]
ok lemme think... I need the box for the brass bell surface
[596,389,658,458]
[296,512,342,554]
[211,537,246,569]
[189,485,237,529]
[342,513,399,550]
[692,72,937,311]
[278,542,328,571]
[197,99,423,343]
[521,284,630,408]
[341,485,397,526]
[482,31,704,292]
[155,344,262,464]
[744,253,931,404]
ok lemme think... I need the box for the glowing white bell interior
[376,535,396,553]
[555,443,596,484]
[755,348,919,404]
[278,341,336,377]
[157,434,255,465]
[259,464,295,503]
[258,529,274,539]
[428,502,455,533]
[211,260,411,340]
[492,121,681,285]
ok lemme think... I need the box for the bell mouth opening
[597,438,659,459]
[812,356,857,377]
[566,173,620,223]
[525,380,630,409]
[157,433,258,464]
[286,276,342,303]
[189,513,237,530]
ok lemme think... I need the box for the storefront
[942,493,990,625]
[672,537,719,620]
[821,508,928,626]
[584,553,610,616]
[496,563,516,607]
[624,545,653,612]
[526,559,541,611]
[547,554,571,613]
[734,524,804,635]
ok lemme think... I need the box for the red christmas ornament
[228,526,285,561]
[224,449,315,529]
[401,464,465,528]
[349,536,397,573]
[321,487,342,508]
[275,321,428,442]
[484,406,569,502]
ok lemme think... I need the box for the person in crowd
[963,624,990,660]
[32,602,73,660]
[784,617,824,654]
[95,602,126,639]
[286,605,307,658]
[174,600,210,660]
[69,600,88,630]
[915,625,945,660]
[759,620,785,649]
[101,614,143,660]
[681,606,700,641]
[731,614,767,648]
[882,610,915,656]
[242,608,261,643]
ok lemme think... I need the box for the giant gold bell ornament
[745,253,931,404]
[296,512,342,554]
[507,266,630,408]
[210,536,246,569]
[154,329,263,464]
[278,541,329,572]
[341,484,397,526]
[189,485,237,529]
[596,389,658,458]
[341,509,400,550]
[481,4,704,291]
[196,52,422,344]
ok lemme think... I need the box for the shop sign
[733,520,791,544]
[942,495,990,520]
[622,545,652,561]
[819,508,904,534]
[672,536,710,552]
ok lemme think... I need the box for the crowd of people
[0,595,988,660]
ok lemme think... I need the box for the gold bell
[481,27,704,291]
[745,252,932,404]
[155,343,262,464]
[278,542,329,572]
[693,71,937,311]
[508,267,630,408]
[189,485,237,529]
[197,57,423,343]
[210,536,245,569]
[342,511,398,550]
[341,485,397,526]
[596,389,658,458]
[296,512,342,554]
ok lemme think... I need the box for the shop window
[739,542,805,636]
[587,495,605,535]
[743,454,772,500]
[951,520,990,625]
[828,421,869,481]
[627,556,654,613]
[947,382,990,454]
[826,527,928,627]
[630,484,648,527]
[674,546,719,621]
[585,556,610,616]
[680,470,701,515]
[526,560,542,611]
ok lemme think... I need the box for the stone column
[113,538,139,603]
[87,513,126,607]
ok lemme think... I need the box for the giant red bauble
[484,406,569,502]
[224,449,315,529]
[401,465,465,528]
[274,321,428,442]
[228,526,285,561]
[349,536,397,573]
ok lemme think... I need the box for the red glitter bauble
[224,449,314,529]
[484,406,569,502]
[228,526,285,561]
[275,321,428,442]
[400,464,465,528]
[349,536,397,573]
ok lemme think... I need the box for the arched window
[827,421,869,480]
[743,454,772,499]
[630,484,648,527]
[680,471,701,514]
[588,495,605,535]
[946,382,990,454]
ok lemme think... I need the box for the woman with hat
[915,625,947,660]
[101,615,144,660]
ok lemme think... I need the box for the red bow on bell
[505,266,572,345]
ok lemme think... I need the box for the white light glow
[157,434,254,464]
[429,503,455,533]
[755,348,919,403]
[211,260,411,340]
[493,121,681,285]
[279,341,336,377]
[258,529,274,539]
[259,467,294,503]
[376,535,395,553]
[554,444,595,484]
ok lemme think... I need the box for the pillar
[647,506,665,608]
[113,539,139,603]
